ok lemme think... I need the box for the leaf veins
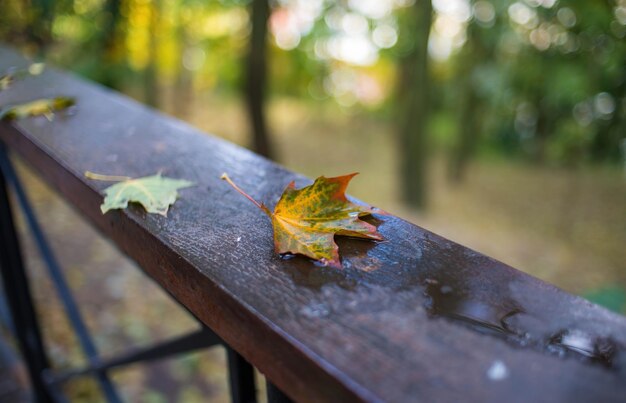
[86,171,194,216]
[222,173,383,268]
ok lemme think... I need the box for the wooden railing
[1,46,625,402]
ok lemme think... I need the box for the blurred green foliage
[1,0,625,167]
[585,286,626,314]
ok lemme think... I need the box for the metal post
[0,145,121,402]
[266,381,292,403]
[0,143,53,403]
[50,325,222,384]
[226,346,257,403]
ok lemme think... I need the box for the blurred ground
[2,94,625,401]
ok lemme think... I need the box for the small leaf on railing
[85,171,194,216]
[0,74,12,91]
[0,97,75,121]
[221,173,383,269]
[0,63,45,92]
[28,63,46,76]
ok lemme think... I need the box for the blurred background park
[0,0,625,401]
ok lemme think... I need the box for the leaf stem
[221,173,271,216]
[85,171,133,182]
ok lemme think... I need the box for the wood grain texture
[1,47,625,403]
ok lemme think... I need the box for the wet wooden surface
[1,47,625,402]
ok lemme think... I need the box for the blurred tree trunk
[397,0,432,209]
[533,102,549,163]
[174,14,193,119]
[246,0,274,159]
[592,82,625,161]
[31,0,54,57]
[144,0,160,108]
[99,0,122,90]
[449,78,480,183]
[449,24,482,183]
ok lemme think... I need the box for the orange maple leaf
[222,173,383,268]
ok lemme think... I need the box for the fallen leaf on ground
[222,173,383,268]
[0,97,75,121]
[85,171,194,216]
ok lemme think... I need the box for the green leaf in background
[584,286,626,314]
[0,97,75,121]
[87,172,194,216]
